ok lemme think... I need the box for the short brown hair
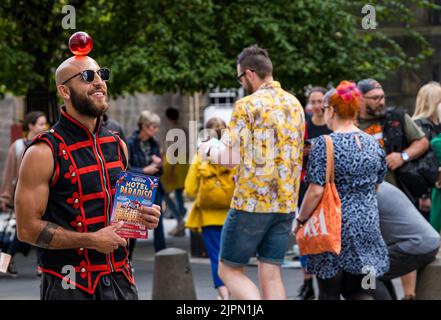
[237,45,273,79]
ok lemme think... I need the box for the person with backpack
[357,78,429,203]
[412,82,441,230]
[357,78,434,300]
[0,111,47,277]
[185,117,235,300]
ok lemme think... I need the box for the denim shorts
[219,208,295,267]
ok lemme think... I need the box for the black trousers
[317,272,375,300]
[40,272,139,300]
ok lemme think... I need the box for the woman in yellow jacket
[185,118,235,300]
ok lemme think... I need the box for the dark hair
[165,107,179,121]
[206,117,226,139]
[23,111,46,131]
[237,45,273,79]
[307,87,327,100]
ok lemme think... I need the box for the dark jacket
[126,130,163,177]
[126,131,164,206]
[102,114,127,143]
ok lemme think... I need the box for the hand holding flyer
[110,171,159,239]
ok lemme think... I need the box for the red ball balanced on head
[69,31,93,56]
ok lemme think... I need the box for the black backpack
[383,109,438,199]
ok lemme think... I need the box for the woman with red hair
[293,81,389,299]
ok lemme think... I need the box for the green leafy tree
[0,0,438,104]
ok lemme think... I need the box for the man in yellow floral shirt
[200,45,305,299]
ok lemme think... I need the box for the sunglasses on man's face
[236,69,255,84]
[62,68,110,85]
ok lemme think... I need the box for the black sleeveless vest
[29,106,133,294]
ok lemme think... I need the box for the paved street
[0,217,403,300]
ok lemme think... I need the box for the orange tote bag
[296,135,342,255]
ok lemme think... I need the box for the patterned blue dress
[305,132,389,279]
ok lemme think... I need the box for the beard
[366,103,386,119]
[69,87,109,118]
[243,77,255,95]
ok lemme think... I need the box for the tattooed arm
[15,142,127,254]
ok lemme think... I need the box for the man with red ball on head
[14,32,161,300]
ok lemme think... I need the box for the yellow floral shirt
[221,81,305,213]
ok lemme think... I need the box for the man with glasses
[356,79,439,300]
[14,55,161,300]
[200,45,305,299]
[357,78,429,191]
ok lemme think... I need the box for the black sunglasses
[236,69,255,84]
[62,68,110,85]
[237,72,246,83]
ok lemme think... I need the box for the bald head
[55,56,99,86]
[55,55,109,120]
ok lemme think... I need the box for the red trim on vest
[61,108,96,136]
[75,260,127,274]
[76,165,99,175]
[36,136,54,155]
[67,192,80,209]
[106,161,124,170]
[70,215,105,232]
[34,136,60,187]
[51,161,61,188]
[84,216,105,225]
[58,143,69,160]
[44,111,131,293]
[39,267,92,294]
[95,140,118,268]
[70,215,84,232]
[38,263,133,295]
[68,140,93,152]
[74,162,123,176]
[81,192,105,202]
[87,128,112,269]
[64,165,78,184]
[53,131,92,287]
[98,136,118,144]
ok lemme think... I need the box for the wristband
[296,217,306,226]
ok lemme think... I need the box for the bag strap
[15,138,24,160]
[324,135,335,183]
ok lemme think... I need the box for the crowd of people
[0,44,440,300]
